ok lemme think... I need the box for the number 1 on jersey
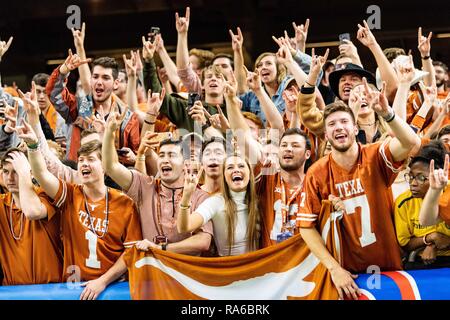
[85,230,101,269]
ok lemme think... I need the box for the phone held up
[149,27,160,43]
[186,92,201,112]
[338,33,351,44]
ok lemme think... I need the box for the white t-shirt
[195,190,249,256]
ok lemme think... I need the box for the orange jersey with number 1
[298,141,403,273]
[52,180,142,281]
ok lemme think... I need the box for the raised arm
[0,36,13,62]
[175,7,191,72]
[357,20,398,102]
[7,151,47,220]
[142,37,163,94]
[364,79,420,162]
[338,39,363,67]
[292,19,309,53]
[47,49,91,124]
[229,27,247,95]
[418,27,436,88]
[155,35,183,91]
[136,88,166,176]
[16,119,60,200]
[102,109,133,191]
[419,155,449,226]
[223,75,262,164]
[0,99,18,151]
[123,51,146,123]
[246,70,284,131]
[275,42,308,88]
[392,55,415,121]
[423,93,450,139]
[178,160,205,233]
[410,83,437,133]
[72,22,91,95]
[18,84,77,182]
[295,49,329,135]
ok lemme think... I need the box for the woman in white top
[177,155,260,256]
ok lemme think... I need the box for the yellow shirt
[394,190,450,256]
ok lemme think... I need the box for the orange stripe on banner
[382,271,416,300]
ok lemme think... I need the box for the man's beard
[436,78,445,88]
[93,89,112,103]
[280,158,304,172]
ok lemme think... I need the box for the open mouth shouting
[342,85,352,97]
[94,87,105,98]
[282,153,295,163]
[160,165,173,176]
[334,132,348,144]
[260,69,271,79]
[207,163,220,171]
[231,172,244,184]
[81,168,92,178]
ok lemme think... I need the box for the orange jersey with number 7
[51,180,142,281]
[298,140,404,273]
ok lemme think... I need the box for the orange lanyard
[280,176,302,226]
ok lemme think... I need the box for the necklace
[82,187,109,238]
[9,197,24,241]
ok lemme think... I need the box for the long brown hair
[220,156,260,255]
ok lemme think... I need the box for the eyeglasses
[404,173,429,184]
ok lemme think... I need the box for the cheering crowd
[0,7,449,300]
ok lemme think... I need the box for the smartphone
[149,27,160,43]
[149,132,172,144]
[117,148,129,156]
[339,33,351,44]
[186,92,201,112]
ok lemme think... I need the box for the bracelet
[180,203,191,210]
[161,243,167,251]
[421,55,431,60]
[27,142,39,150]
[146,112,158,117]
[304,81,315,87]
[383,111,396,123]
[137,155,146,161]
[144,120,156,125]
[423,234,433,246]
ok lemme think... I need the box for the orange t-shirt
[52,180,143,281]
[43,104,58,134]
[257,172,305,247]
[0,191,62,285]
[298,141,403,273]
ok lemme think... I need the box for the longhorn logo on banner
[124,201,341,300]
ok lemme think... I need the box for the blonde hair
[255,52,287,85]
[221,156,260,255]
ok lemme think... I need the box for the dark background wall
[0,0,449,89]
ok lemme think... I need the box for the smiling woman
[177,155,261,256]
